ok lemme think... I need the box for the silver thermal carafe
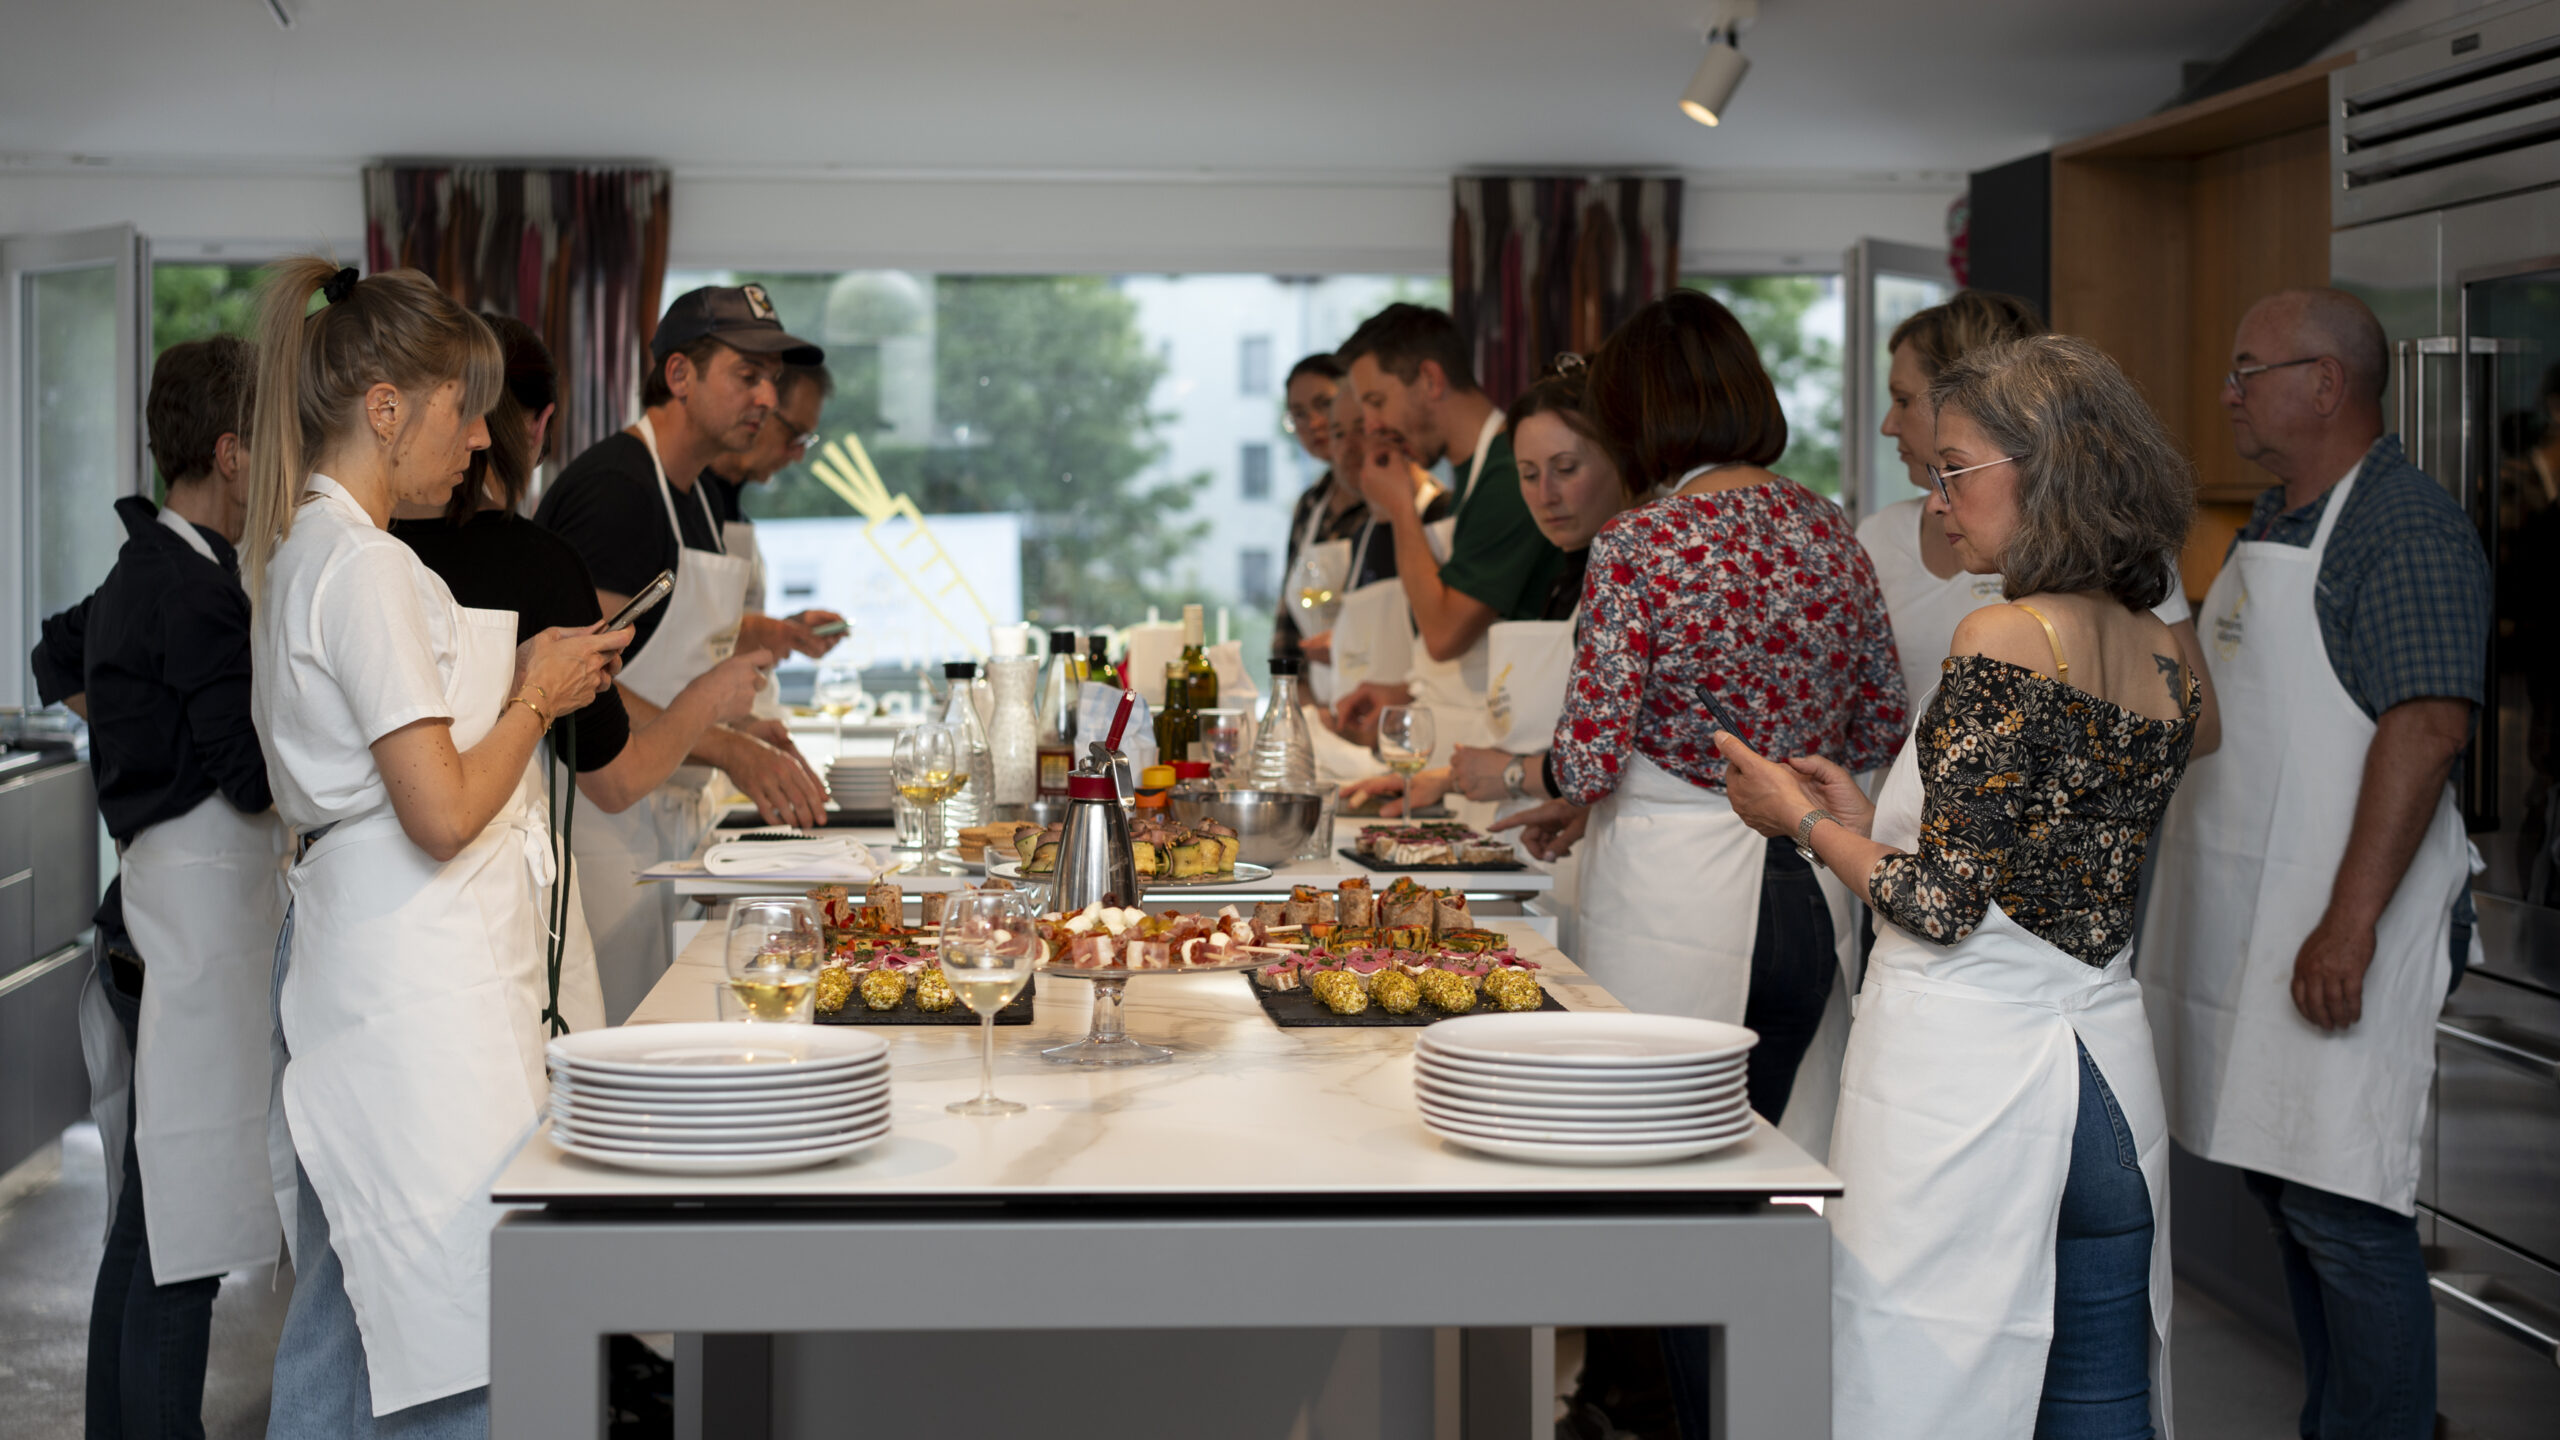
[1049,753,1137,912]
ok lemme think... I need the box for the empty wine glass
[721,897,821,1023]
[1198,709,1245,781]
[893,721,968,875]
[1374,704,1436,815]
[939,888,1041,1114]
[812,663,868,749]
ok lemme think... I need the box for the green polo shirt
[1436,432,1569,621]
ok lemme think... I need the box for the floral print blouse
[1550,482,1908,802]
[1870,654,2201,966]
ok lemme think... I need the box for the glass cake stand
[1037,951,1263,1066]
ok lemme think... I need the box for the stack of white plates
[546,1024,892,1175]
[826,755,893,813]
[1414,1013,1759,1166]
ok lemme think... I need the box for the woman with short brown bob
[1720,335,2203,1438]
[1530,289,1907,1121]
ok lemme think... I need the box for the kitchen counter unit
[488,922,1837,1437]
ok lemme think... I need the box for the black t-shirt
[702,470,750,528]
[532,431,726,658]
[390,510,632,772]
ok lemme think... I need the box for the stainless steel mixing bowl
[1167,789,1325,866]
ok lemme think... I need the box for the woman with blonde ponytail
[245,258,627,1436]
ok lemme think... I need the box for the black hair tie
[321,267,359,305]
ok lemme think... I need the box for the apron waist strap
[1864,951,2133,1014]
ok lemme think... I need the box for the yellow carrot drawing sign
[807,432,998,657]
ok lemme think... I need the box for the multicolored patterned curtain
[1451,176,1684,407]
[363,165,671,465]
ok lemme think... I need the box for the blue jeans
[2241,1169,2434,1440]
[2037,1041,2155,1439]
[86,942,222,1440]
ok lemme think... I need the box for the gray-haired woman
[1718,335,2202,1440]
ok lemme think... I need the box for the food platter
[1335,848,1527,873]
[985,856,1273,888]
[1038,949,1265,981]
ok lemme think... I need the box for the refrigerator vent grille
[2335,1,2560,225]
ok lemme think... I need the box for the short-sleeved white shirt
[1857,497,2193,709]
[252,475,460,833]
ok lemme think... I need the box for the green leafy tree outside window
[737,273,1213,632]
[1685,275,1843,498]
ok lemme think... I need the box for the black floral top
[1869,654,2199,966]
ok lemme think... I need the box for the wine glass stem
[1092,977,1128,1044]
[925,800,946,857]
[978,1012,997,1104]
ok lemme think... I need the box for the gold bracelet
[513,695,551,733]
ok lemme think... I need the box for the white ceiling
[0,0,2285,179]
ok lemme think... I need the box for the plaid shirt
[2230,434,2490,720]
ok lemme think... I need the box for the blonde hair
[242,257,503,601]
[1888,290,2047,381]
[1928,335,2194,612]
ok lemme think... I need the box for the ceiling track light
[1679,0,1756,127]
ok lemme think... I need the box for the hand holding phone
[602,571,676,633]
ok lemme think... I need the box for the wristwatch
[1794,808,1834,862]
[1502,755,1527,800]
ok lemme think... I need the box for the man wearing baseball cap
[536,283,835,1019]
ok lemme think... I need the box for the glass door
[1,225,150,708]
[1842,238,1953,524]
[2460,258,2560,900]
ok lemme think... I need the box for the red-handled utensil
[1103,688,1137,750]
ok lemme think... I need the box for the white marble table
[487,922,1837,1437]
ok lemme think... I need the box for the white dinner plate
[550,1091,886,1130]
[1422,1119,1756,1167]
[552,1115,892,1155]
[550,1127,891,1176]
[1415,1065,1747,1105]
[1418,1013,1757,1069]
[551,1073,887,1111]
[547,1023,888,1077]
[1414,1078,1748,1122]
[550,1060,889,1099]
[1417,1105,1757,1147]
[1416,1099,1754,1140]
[552,1107,890,1145]
[551,1078,888,1120]
[1416,1049,1746,1088]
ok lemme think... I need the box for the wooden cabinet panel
[2185,125,2333,502]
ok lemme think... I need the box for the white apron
[1483,606,1577,755]
[1574,753,1852,1024]
[1328,515,1410,698]
[1404,409,1509,761]
[1289,497,1353,706]
[727,514,786,723]
[1831,734,2174,1440]
[572,415,754,1024]
[2138,467,2465,1214]
[279,601,557,1414]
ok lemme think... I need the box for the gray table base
[489,1203,1831,1438]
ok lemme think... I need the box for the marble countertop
[643,816,1559,897]
[493,919,1839,1205]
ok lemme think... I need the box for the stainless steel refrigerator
[2332,3,2560,1432]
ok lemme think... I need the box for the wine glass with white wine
[939,888,1041,1115]
[1373,704,1435,817]
[721,897,821,1023]
[892,721,969,876]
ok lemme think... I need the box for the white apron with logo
[1327,514,1410,699]
[726,514,786,722]
[2139,467,2465,1214]
[1831,731,2174,1440]
[572,415,754,1024]
[1404,409,1508,762]
[279,600,558,1414]
[1483,608,1577,757]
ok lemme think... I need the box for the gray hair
[2260,288,2389,403]
[1928,335,2194,612]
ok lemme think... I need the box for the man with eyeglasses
[2141,288,2490,1440]
[702,361,847,721]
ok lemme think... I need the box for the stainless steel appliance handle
[2429,1277,2560,1366]
[2437,1016,2560,1084]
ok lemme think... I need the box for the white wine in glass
[892,722,969,875]
[725,968,817,1022]
[722,897,822,1024]
[1373,704,1435,814]
[940,889,1039,1115]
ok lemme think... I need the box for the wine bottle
[1034,628,1079,803]
[1154,666,1199,765]
[1180,602,1218,709]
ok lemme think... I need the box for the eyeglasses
[789,430,821,451]
[1544,352,1588,378]
[1925,454,2016,504]
[2223,356,2319,395]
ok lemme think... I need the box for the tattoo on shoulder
[2154,653,2183,702]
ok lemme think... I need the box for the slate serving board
[1244,976,1564,1027]
[1336,847,1528,873]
